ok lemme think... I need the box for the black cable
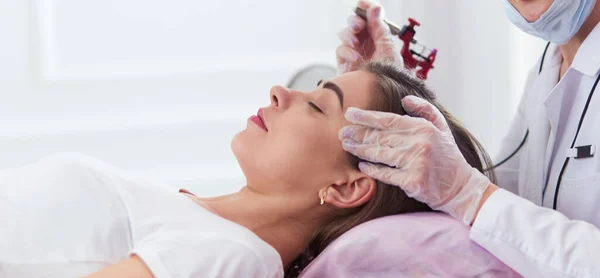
[484,130,529,171]
[486,42,551,171]
[539,42,551,74]
[552,71,600,209]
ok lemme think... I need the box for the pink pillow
[299,212,521,277]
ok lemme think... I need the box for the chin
[231,132,281,187]
[230,131,246,162]
[231,131,259,178]
[522,2,553,22]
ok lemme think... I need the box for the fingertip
[358,161,374,174]
[336,45,360,63]
[371,5,382,19]
[348,15,366,34]
[349,35,359,47]
[401,95,423,112]
[366,3,383,21]
[342,139,358,152]
[357,0,372,10]
[401,95,417,104]
[344,107,363,122]
[338,125,351,140]
[401,96,449,131]
[337,63,348,74]
[337,28,358,47]
[346,106,361,114]
[402,95,422,102]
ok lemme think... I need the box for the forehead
[328,70,376,111]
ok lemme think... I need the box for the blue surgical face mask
[504,0,597,45]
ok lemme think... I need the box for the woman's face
[231,70,376,206]
[507,0,555,22]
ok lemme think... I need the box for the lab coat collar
[541,45,562,103]
[571,23,600,77]
[545,43,563,72]
[539,59,562,189]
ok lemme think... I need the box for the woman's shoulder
[36,152,174,195]
[133,232,283,277]
[1,152,124,195]
[36,153,125,176]
[128,198,283,276]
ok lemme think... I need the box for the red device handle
[354,8,437,80]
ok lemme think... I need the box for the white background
[0,0,545,196]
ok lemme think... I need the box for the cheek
[233,114,347,188]
[266,124,342,182]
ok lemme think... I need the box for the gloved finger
[357,161,420,194]
[345,107,434,131]
[336,45,360,66]
[339,125,407,146]
[401,96,450,132]
[347,14,366,34]
[337,62,351,74]
[342,140,406,167]
[344,137,430,171]
[357,0,374,11]
[337,28,360,47]
[365,2,392,42]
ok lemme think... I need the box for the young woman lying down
[0,61,494,278]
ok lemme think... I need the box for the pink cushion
[299,212,521,277]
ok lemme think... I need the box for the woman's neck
[559,3,600,77]
[188,186,324,268]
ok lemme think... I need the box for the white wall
[0,0,545,196]
[388,1,546,155]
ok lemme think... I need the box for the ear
[322,170,376,209]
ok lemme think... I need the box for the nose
[269,85,293,110]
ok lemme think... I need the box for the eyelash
[308,102,323,113]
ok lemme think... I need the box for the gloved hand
[338,95,491,225]
[336,0,403,73]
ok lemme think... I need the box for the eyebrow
[318,80,344,108]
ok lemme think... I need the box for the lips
[249,108,268,132]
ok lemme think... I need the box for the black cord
[539,42,551,74]
[552,71,600,209]
[486,42,551,171]
[484,130,529,171]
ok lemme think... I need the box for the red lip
[249,108,268,132]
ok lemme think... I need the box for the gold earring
[320,189,328,205]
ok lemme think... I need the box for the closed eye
[308,102,324,113]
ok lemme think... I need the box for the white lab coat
[470,23,600,277]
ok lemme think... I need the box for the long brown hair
[285,60,495,277]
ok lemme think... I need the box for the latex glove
[338,95,491,225]
[336,0,403,73]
